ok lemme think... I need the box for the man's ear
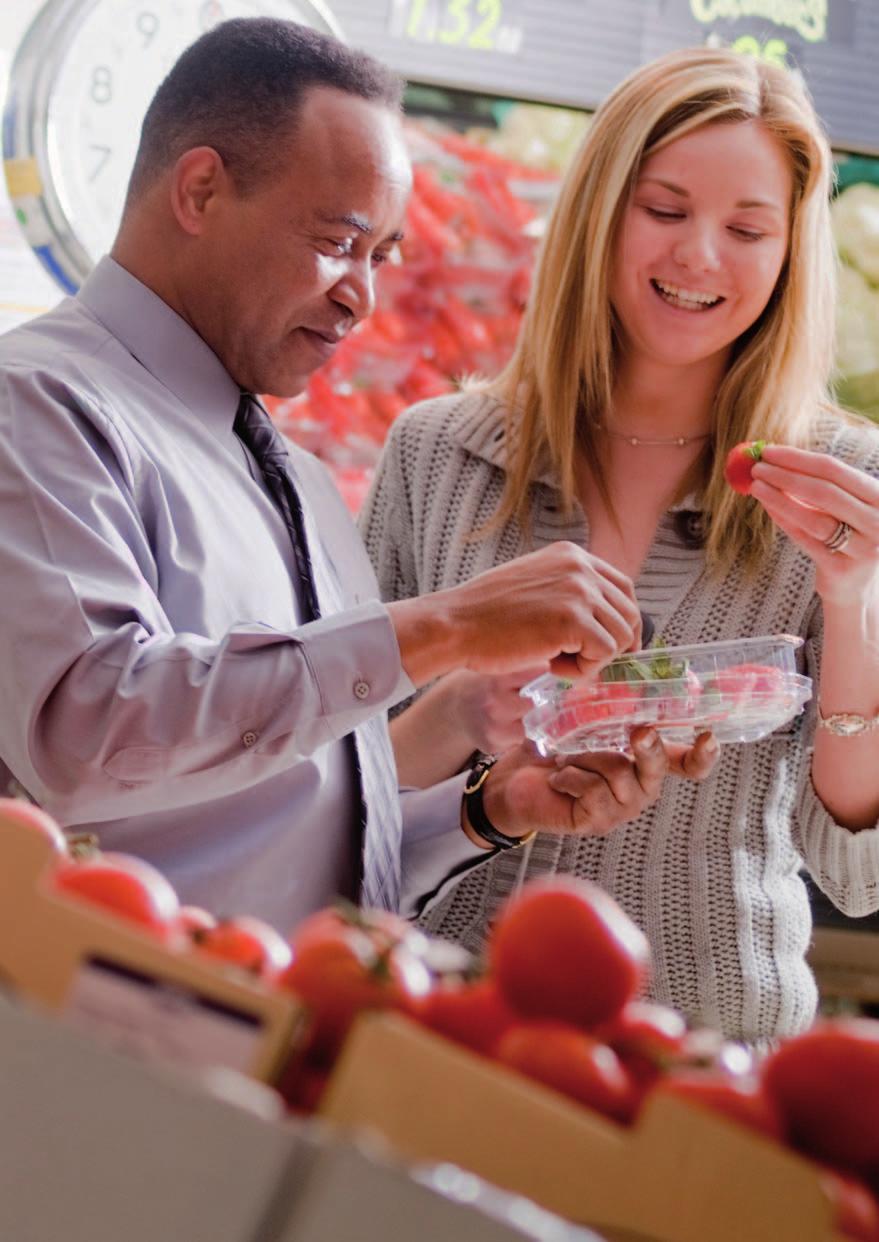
[169,147,229,236]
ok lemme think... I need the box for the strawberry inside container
[521,635,813,755]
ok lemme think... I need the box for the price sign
[329,0,878,155]
[389,0,524,54]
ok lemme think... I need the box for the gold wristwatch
[817,706,879,736]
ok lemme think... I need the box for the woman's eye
[324,238,353,256]
[644,206,685,222]
[371,251,390,267]
[730,226,765,242]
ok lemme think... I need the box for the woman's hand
[750,445,879,607]
[449,666,548,754]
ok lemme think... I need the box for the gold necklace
[595,421,711,448]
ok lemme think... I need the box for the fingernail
[635,730,659,751]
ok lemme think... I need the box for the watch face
[4,0,342,291]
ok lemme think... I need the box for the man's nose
[334,259,376,321]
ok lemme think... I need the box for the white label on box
[63,955,264,1072]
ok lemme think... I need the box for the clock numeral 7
[87,144,112,184]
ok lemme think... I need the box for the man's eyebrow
[638,177,783,212]
[318,212,405,243]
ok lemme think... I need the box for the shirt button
[353,680,370,701]
[242,730,259,748]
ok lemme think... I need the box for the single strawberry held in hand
[724,440,767,496]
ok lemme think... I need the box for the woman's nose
[672,226,722,273]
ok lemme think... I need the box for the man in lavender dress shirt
[0,20,705,931]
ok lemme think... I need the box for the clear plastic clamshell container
[521,635,812,756]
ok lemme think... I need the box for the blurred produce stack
[833,181,879,421]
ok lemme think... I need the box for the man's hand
[462,727,719,848]
[388,542,642,689]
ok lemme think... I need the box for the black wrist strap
[463,755,536,851]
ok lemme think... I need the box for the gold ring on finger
[824,520,853,554]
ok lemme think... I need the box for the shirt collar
[77,256,241,434]
[448,393,558,487]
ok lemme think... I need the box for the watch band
[817,706,879,736]
[463,755,537,851]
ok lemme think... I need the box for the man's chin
[254,371,310,401]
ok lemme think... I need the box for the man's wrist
[386,593,459,689]
[460,754,537,851]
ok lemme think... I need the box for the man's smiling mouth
[651,279,725,311]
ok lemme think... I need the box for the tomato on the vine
[596,1001,688,1088]
[496,1021,637,1124]
[490,877,650,1030]
[193,916,292,978]
[409,978,518,1058]
[651,1071,785,1143]
[819,1167,879,1242]
[280,923,431,1061]
[761,1019,879,1175]
[51,852,180,939]
[176,905,218,935]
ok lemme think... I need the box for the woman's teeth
[652,279,723,310]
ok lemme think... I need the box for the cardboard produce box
[0,995,606,1242]
[276,1135,607,1242]
[0,995,305,1242]
[320,1012,850,1242]
[0,802,299,1081]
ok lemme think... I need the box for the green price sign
[390,0,524,54]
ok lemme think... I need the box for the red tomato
[489,877,650,1030]
[496,1021,636,1123]
[819,1168,879,1242]
[723,440,767,495]
[193,916,292,978]
[279,925,432,1061]
[762,1019,879,1176]
[290,904,420,956]
[176,905,217,935]
[409,979,518,1057]
[652,1071,785,1143]
[596,1001,687,1087]
[51,853,180,939]
[275,1056,331,1116]
[0,797,68,854]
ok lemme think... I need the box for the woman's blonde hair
[486,47,838,575]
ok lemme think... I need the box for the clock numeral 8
[90,66,113,105]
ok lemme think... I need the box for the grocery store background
[5,0,879,515]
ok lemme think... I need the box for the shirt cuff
[399,772,491,919]
[293,600,415,736]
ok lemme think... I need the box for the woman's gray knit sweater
[359,391,879,1042]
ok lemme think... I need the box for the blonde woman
[360,48,879,1044]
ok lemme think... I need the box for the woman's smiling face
[610,119,793,373]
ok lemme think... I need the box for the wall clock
[3,0,342,293]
